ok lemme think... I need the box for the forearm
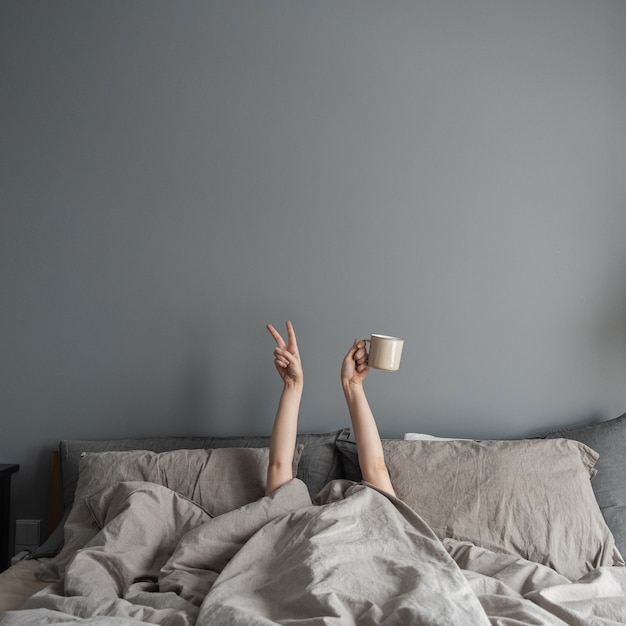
[266,381,303,494]
[342,381,395,496]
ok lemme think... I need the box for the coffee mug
[367,334,404,371]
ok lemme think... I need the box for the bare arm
[341,340,396,497]
[266,321,303,495]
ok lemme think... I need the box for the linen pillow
[336,437,621,580]
[543,412,626,559]
[404,433,470,441]
[59,430,348,511]
[34,429,348,562]
[37,445,302,582]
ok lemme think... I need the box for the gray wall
[2,1,625,541]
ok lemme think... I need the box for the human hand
[341,339,369,387]
[266,320,303,387]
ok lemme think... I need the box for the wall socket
[15,519,40,554]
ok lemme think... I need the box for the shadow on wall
[524,411,606,439]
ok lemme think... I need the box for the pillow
[404,433,470,441]
[543,412,626,559]
[336,437,621,580]
[336,438,363,483]
[35,429,349,562]
[295,429,351,496]
[58,429,349,514]
[37,445,302,582]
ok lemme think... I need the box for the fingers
[267,323,286,348]
[355,361,370,374]
[343,339,367,363]
[353,339,369,373]
[267,321,299,354]
[286,320,299,354]
[353,339,368,362]
[273,347,295,369]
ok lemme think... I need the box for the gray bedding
[1,479,626,625]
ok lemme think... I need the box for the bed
[0,415,625,625]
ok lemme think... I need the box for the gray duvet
[1,479,625,625]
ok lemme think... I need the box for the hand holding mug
[341,339,370,386]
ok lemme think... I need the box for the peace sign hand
[267,320,303,388]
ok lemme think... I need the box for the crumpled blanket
[1,478,625,625]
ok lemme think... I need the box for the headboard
[48,451,64,534]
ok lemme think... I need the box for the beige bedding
[1,479,625,625]
[0,559,49,612]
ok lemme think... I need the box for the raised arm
[265,320,303,495]
[341,339,396,497]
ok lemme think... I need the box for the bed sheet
[0,559,50,612]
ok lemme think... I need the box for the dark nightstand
[0,464,19,571]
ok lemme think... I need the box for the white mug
[367,334,404,371]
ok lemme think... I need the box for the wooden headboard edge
[49,450,64,534]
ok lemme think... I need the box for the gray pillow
[32,429,349,560]
[59,430,349,509]
[336,438,363,482]
[38,446,302,582]
[544,412,626,559]
[336,437,621,580]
